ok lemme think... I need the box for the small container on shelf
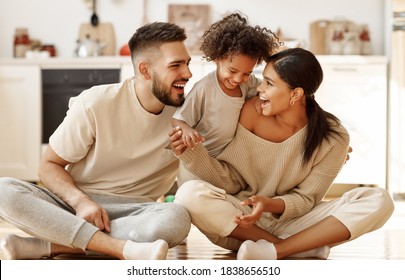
[359,24,372,55]
[13,28,30,58]
[41,45,56,57]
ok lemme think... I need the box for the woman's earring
[290,99,295,106]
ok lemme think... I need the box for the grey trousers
[0,177,191,251]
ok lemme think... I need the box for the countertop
[0,56,133,69]
[0,55,387,68]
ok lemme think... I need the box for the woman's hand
[234,195,267,228]
[168,126,188,156]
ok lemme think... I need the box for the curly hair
[200,12,280,64]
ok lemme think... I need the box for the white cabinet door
[316,62,387,187]
[0,65,41,181]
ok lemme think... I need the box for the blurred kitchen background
[0,0,389,58]
[1,0,405,200]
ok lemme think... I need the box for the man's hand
[74,198,111,232]
[168,127,188,156]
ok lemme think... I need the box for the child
[172,12,280,185]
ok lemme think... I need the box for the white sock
[237,240,277,260]
[122,240,168,260]
[278,234,330,259]
[289,245,330,259]
[0,234,51,260]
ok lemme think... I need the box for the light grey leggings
[0,177,191,251]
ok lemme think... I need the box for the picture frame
[168,4,211,54]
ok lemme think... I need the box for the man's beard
[151,72,185,107]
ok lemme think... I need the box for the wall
[0,0,386,58]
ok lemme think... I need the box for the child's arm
[172,118,205,149]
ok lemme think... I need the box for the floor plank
[1,201,404,260]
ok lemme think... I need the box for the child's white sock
[0,234,51,260]
[237,239,277,260]
[122,240,168,260]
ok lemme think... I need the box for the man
[0,22,192,260]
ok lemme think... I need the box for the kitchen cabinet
[316,56,387,187]
[0,65,41,181]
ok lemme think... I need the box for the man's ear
[138,62,151,80]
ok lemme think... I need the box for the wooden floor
[1,200,404,260]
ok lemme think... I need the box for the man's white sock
[122,240,168,260]
[0,234,51,260]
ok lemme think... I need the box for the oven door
[42,69,120,143]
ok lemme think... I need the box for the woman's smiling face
[256,62,294,116]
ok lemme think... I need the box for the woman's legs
[176,180,329,258]
[175,180,281,251]
[273,215,350,259]
[238,187,394,259]
[176,181,394,260]
[229,224,281,243]
[231,220,333,260]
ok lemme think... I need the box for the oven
[41,69,120,144]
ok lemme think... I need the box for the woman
[169,48,394,259]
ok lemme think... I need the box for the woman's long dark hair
[266,48,343,163]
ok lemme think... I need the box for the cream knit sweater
[178,123,350,222]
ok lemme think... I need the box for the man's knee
[0,177,21,203]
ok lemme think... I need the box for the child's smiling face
[215,54,257,96]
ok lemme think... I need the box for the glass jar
[14,28,30,58]
[41,45,56,57]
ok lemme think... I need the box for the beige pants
[174,180,394,251]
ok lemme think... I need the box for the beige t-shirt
[49,78,178,201]
[173,70,260,157]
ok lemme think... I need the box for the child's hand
[234,196,266,228]
[181,127,205,149]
